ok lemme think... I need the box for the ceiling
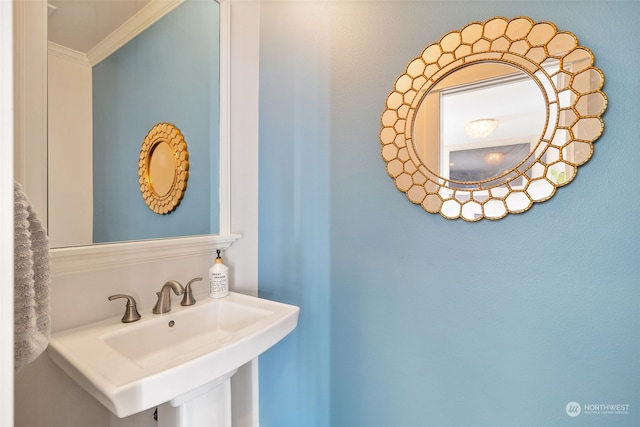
[48,0,153,53]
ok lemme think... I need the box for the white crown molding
[87,0,184,67]
[51,234,241,276]
[48,41,90,67]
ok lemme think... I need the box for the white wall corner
[1,2,15,426]
[228,0,261,426]
[13,0,48,224]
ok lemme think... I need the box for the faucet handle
[181,277,203,306]
[108,294,141,323]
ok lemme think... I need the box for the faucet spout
[152,280,185,314]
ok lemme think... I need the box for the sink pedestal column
[157,369,237,427]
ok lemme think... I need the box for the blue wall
[258,1,639,427]
[92,0,219,243]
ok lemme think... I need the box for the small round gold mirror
[138,122,189,214]
[380,16,607,221]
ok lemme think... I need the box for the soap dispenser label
[209,271,228,294]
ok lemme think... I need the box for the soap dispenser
[209,249,229,298]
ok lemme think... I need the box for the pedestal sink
[47,292,299,426]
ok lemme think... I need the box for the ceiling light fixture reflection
[465,118,498,139]
[483,152,505,165]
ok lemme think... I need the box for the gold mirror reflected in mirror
[380,16,607,221]
[138,122,189,215]
[148,141,176,197]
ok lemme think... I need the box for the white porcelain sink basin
[47,292,299,418]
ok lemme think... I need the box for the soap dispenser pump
[209,250,229,298]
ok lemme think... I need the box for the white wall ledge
[51,234,241,276]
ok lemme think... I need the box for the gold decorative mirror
[380,16,607,221]
[138,122,189,214]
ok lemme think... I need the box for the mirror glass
[414,62,546,188]
[149,142,176,197]
[47,0,220,247]
[380,17,607,221]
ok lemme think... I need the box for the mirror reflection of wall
[413,62,546,186]
[47,0,220,248]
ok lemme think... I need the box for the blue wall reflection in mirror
[93,0,219,243]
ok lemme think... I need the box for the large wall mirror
[47,0,220,247]
[380,16,607,221]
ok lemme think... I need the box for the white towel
[14,181,50,372]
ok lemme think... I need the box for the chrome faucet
[152,280,185,314]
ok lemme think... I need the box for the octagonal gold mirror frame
[380,16,607,221]
[138,122,189,215]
